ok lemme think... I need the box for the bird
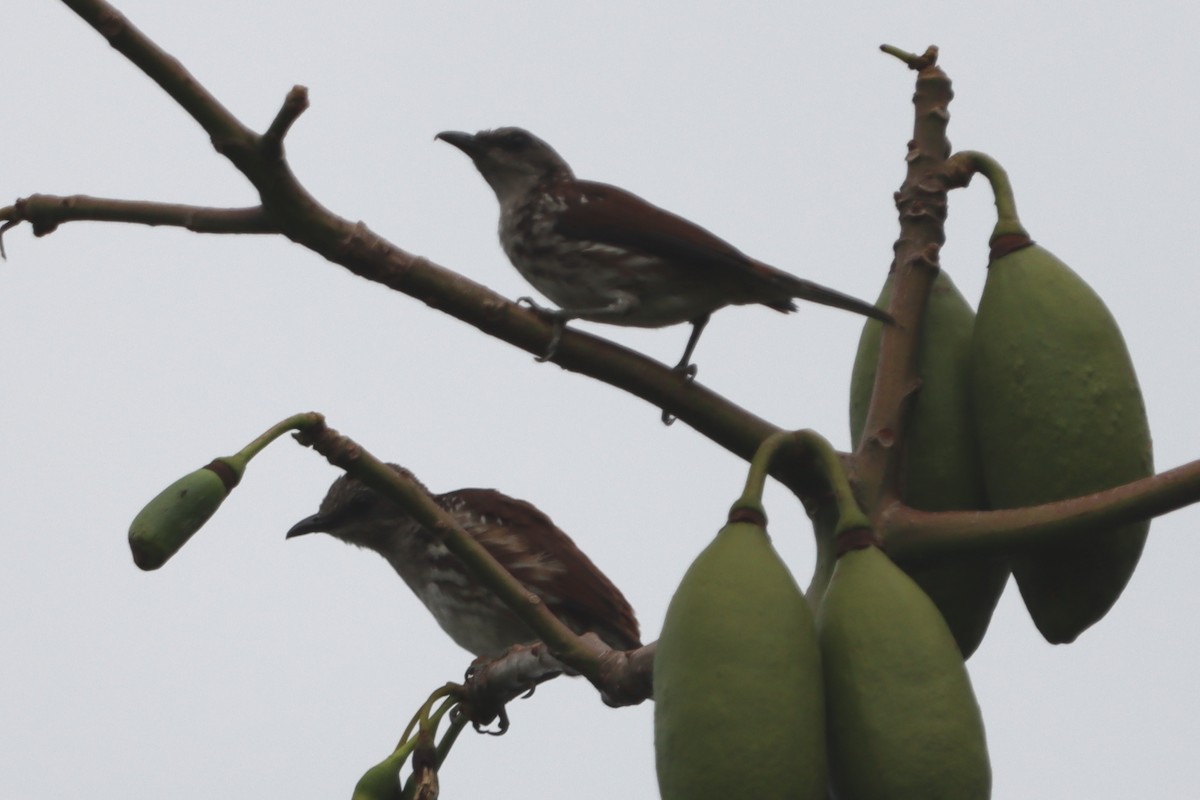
[286,464,641,662]
[436,126,892,376]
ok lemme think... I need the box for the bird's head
[436,127,573,203]
[286,464,426,553]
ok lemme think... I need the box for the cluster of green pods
[654,439,991,799]
[851,233,1151,646]
[655,173,1153,798]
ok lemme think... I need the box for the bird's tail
[771,269,892,323]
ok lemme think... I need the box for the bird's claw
[536,321,566,362]
[660,361,698,426]
[472,705,510,736]
[461,659,511,735]
[517,296,567,362]
[516,296,551,314]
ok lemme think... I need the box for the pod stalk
[951,150,1029,243]
[734,430,871,538]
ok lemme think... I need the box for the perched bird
[287,464,641,660]
[436,126,891,375]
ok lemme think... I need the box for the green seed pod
[352,749,407,800]
[818,537,991,800]
[971,240,1153,643]
[654,509,826,800]
[849,270,1007,658]
[128,459,242,570]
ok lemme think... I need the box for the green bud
[128,459,242,570]
[352,749,408,800]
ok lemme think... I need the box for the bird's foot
[517,296,568,362]
[673,360,699,382]
[461,657,512,736]
[471,705,510,736]
[660,360,699,426]
[516,295,557,316]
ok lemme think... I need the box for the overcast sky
[5,1,1200,798]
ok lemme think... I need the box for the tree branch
[884,456,1200,565]
[462,637,656,726]
[854,45,952,517]
[0,195,273,237]
[262,86,309,158]
[59,0,256,154]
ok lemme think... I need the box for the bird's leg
[517,294,638,362]
[660,314,709,425]
[672,314,709,378]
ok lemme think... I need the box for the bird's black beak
[286,514,327,539]
[435,130,481,156]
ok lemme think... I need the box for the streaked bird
[437,126,891,375]
[287,464,641,660]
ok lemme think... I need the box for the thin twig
[1,195,274,237]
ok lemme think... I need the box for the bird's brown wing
[554,179,892,322]
[552,179,798,312]
[449,488,642,650]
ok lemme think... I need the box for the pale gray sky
[4,1,1200,798]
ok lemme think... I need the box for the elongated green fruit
[818,538,991,800]
[972,240,1152,643]
[654,513,826,800]
[849,271,1007,658]
[127,459,243,570]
